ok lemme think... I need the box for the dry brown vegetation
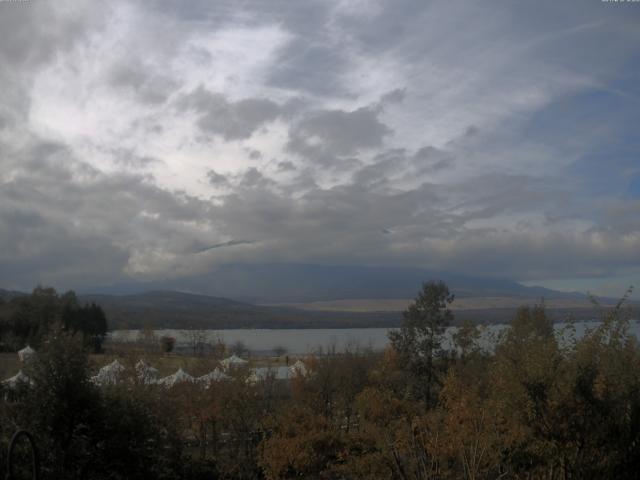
[1,284,639,479]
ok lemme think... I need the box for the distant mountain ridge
[75,290,400,330]
[0,288,26,302]
[5,265,618,330]
[2,285,633,330]
[78,263,583,303]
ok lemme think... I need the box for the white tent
[249,366,290,383]
[91,359,126,386]
[197,368,229,387]
[157,368,194,388]
[289,360,307,377]
[2,370,33,389]
[18,345,36,363]
[221,355,248,369]
[135,360,159,384]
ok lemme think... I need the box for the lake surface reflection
[109,320,640,355]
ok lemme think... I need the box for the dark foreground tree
[1,287,108,352]
[388,280,454,406]
[14,329,184,479]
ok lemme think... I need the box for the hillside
[78,290,634,330]
[77,290,401,329]
[0,282,638,329]
[0,288,26,302]
[80,263,584,303]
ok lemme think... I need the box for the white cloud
[1,0,639,296]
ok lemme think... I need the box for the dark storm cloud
[206,177,450,265]
[413,147,455,173]
[0,135,214,289]
[248,149,262,160]
[276,161,296,172]
[380,89,407,105]
[207,169,230,187]
[178,86,281,141]
[447,174,577,231]
[0,1,107,127]
[239,168,274,189]
[287,106,392,163]
[108,62,179,105]
[110,148,162,169]
[269,44,351,97]
[350,147,455,190]
[0,0,639,296]
[195,239,255,253]
[352,149,409,188]
[0,2,102,68]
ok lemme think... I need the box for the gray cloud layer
[1,0,639,297]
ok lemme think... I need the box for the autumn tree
[452,320,482,361]
[214,367,264,479]
[388,280,454,406]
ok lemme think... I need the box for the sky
[0,0,639,298]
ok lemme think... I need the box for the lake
[109,320,640,355]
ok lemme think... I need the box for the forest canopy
[1,283,639,479]
[0,286,108,353]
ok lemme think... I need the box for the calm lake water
[109,320,640,355]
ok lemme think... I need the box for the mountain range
[3,264,631,329]
[76,263,582,303]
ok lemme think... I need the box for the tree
[160,336,176,354]
[273,345,287,358]
[137,324,159,353]
[16,328,184,479]
[62,299,108,353]
[22,328,103,478]
[388,280,454,407]
[452,320,482,362]
[10,286,60,346]
[186,329,207,357]
[230,340,248,357]
[5,287,108,352]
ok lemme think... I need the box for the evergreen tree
[388,280,454,407]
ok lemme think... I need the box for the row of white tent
[3,350,307,390]
[89,357,308,388]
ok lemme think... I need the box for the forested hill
[77,290,401,329]
[0,288,26,302]
[78,290,636,330]
[4,288,635,330]
[74,263,582,303]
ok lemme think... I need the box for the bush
[160,336,176,354]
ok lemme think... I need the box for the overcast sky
[1,0,639,298]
